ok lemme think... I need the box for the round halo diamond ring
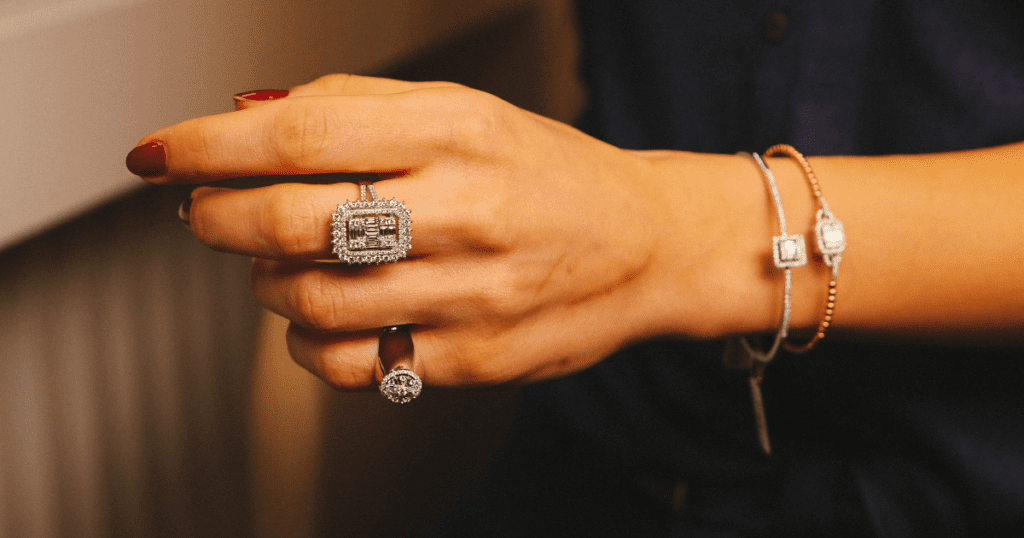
[332,182,412,264]
[379,367,423,404]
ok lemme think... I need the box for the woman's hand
[127,74,702,389]
[128,72,1024,388]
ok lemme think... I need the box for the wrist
[634,149,828,341]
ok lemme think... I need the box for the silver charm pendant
[815,208,845,268]
[772,233,808,269]
[332,182,412,264]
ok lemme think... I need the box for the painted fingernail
[233,89,289,102]
[126,141,167,178]
[177,196,192,230]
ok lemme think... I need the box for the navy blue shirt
[433,2,1024,536]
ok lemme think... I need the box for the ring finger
[251,255,490,334]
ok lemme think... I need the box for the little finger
[286,323,472,391]
[285,325,380,390]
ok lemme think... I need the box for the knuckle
[289,271,345,331]
[261,187,322,257]
[464,267,528,320]
[315,352,368,390]
[491,270,531,314]
[271,100,332,170]
[442,90,511,157]
[284,324,369,391]
[450,192,514,252]
[306,73,354,92]
[424,80,466,91]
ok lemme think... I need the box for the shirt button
[763,12,789,42]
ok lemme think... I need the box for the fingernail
[126,141,167,177]
[177,196,192,230]
[233,89,288,104]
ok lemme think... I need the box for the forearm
[642,142,1024,343]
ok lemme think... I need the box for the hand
[128,74,685,389]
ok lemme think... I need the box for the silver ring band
[378,326,422,404]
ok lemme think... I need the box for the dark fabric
[432,1,1024,536]
[575,0,1024,155]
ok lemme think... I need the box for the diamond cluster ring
[332,182,412,264]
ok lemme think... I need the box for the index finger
[127,87,484,184]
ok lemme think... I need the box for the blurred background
[0,0,584,536]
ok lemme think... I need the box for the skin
[131,74,1024,390]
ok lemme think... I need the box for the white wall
[0,0,525,249]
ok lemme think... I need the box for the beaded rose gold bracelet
[763,144,846,353]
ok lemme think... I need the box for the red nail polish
[233,89,289,102]
[126,141,167,177]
